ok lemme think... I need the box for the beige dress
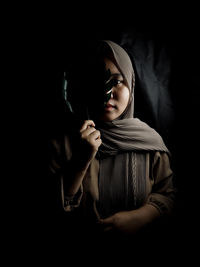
[49,134,175,224]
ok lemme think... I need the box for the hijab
[89,40,168,157]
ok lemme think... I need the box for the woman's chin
[100,111,118,122]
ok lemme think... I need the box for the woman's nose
[110,89,114,98]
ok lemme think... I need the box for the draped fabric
[97,118,168,159]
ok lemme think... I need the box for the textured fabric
[97,118,168,158]
[49,137,175,217]
[97,152,147,219]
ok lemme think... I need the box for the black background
[8,3,200,264]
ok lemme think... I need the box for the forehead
[103,58,121,74]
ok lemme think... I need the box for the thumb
[99,215,114,225]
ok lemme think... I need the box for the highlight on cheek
[103,68,113,106]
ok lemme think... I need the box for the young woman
[49,40,175,241]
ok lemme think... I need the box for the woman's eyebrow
[110,73,123,78]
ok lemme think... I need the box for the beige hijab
[93,40,168,157]
[88,40,168,218]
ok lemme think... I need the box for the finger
[81,127,96,138]
[95,139,102,147]
[80,120,95,132]
[100,216,114,225]
[89,130,101,140]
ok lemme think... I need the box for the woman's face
[99,58,130,121]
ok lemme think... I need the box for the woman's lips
[104,103,115,111]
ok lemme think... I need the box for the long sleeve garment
[49,134,175,223]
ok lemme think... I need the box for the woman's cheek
[120,87,130,106]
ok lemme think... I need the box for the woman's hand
[79,120,102,163]
[99,211,142,236]
[99,205,160,236]
[63,120,102,196]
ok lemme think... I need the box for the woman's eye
[113,79,123,86]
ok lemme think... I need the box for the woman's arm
[146,151,176,215]
[63,120,101,196]
[49,120,101,211]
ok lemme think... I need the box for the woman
[49,40,175,241]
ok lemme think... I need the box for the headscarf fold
[98,118,168,159]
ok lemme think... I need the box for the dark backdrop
[13,5,200,263]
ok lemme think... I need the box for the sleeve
[61,182,83,212]
[49,135,83,212]
[146,151,176,216]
